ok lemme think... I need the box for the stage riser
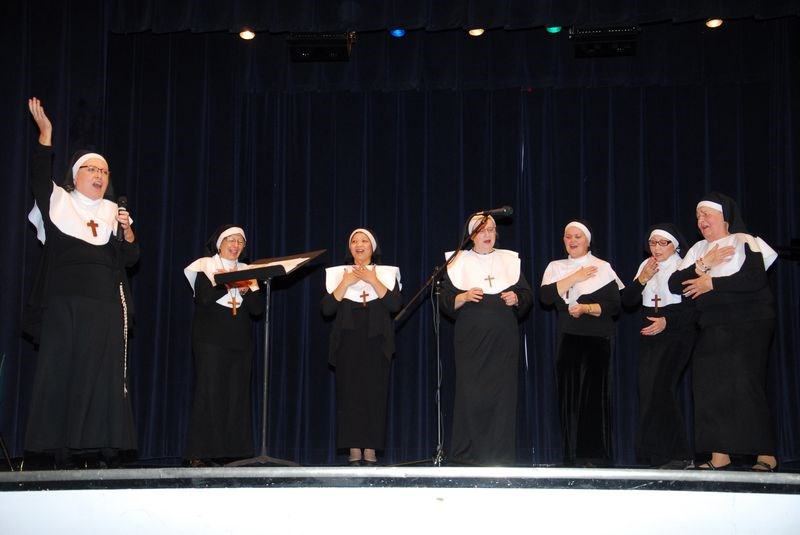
[3,485,800,534]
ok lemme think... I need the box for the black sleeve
[621,278,644,309]
[378,285,403,314]
[539,282,567,311]
[668,265,697,295]
[30,143,55,206]
[511,273,533,318]
[439,271,460,320]
[194,272,227,306]
[321,292,339,317]
[242,286,265,317]
[580,280,621,318]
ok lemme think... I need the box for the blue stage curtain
[1,1,798,467]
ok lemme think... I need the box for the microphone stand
[394,215,489,466]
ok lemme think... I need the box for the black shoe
[348,459,362,466]
[362,458,378,466]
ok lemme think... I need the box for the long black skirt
[335,308,390,450]
[25,295,136,453]
[636,333,693,466]
[556,333,613,466]
[693,318,775,455]
[185,341,253,460]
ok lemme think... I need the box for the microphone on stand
[474,205,513,218]
[116,196,128,242]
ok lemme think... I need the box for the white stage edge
[2,466,799,534]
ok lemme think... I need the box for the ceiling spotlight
[545,26,562,34]
[389,28,406,38]
[467,28,485,37]
[239,28,256,40]
[705,18,724,29]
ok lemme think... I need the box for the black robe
[322,285,402,450]
[540,280,620,466]
[440,272,532,466]
[185,271,264,460]
[668,244,775,455]
[621,281,696,466]
[24,144,139,455]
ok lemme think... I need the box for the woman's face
[349,232,373,265]
[219,233,245,260]
[696,206,729,242]
[472,221,496,254]
[74,157,109,200]
[648,233,676,261]
[563,226,590,258]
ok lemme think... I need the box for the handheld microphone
[475,206,513,218]
[116,196,128,242]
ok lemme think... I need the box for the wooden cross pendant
[228,296,239,316]
[651,294,661,312]
[484,274,495,287]
[87,219,99,237]
[360,290,369,307]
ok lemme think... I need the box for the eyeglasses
[477,226,496,234]
[222,237,245,246]
[648,239,672,247]
[78,165,109,177]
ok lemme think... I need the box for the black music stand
[216,249,326,467]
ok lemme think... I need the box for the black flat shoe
[348,459,362,466]
[696,460,731,470]
[751,460,777,472]
[362,458,378,466]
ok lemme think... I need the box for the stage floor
[2,466,799,534]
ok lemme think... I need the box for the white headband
[565,221,591,244]
[71,153,108,182]
[349,228,377,251]
[697,200,723,213]
[216,226,246,249]
[649,229,679,248]
[468,215,496,235]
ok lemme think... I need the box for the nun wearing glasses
[540,220,624,468]
[184,224,263,466]
[621,223,695,469]
[23,98,138,468]
[440,214,532,467]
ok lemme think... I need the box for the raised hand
[28,97,53,146]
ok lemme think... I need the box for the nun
[621,223,695,469]
[540,220,624,467]
[184,224,263,465]
[23,97,138,468]
[440,215,532,466]
[668,192,778,472]
[322,228,402,466]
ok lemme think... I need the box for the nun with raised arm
[440,215,532,466]
[23,98,138,468]
[184,224,263,466]
[322,228,402,466]
[668,193,778,472]
[621,223,696,469]
[540,220,624,467]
